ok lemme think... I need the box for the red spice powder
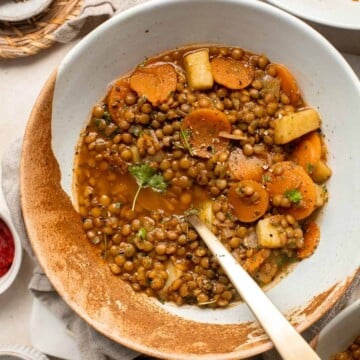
[0,218,14,277]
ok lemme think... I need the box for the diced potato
[273,108,321,145]
[162,261,183,293]
[315,184,328,208]
[256,217,285,248]
[199,200,213,229]
[311,160,332,183]
[184,49,213,90]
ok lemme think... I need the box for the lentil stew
[74,45,331,308]
[332,335,360,360]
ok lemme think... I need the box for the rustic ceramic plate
[265,0,360,30]
[21,0,360,358]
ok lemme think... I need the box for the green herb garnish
[306,163,314,174]
[137,227,147,240]
[129,125,143,137]
[128,163,167,211]
[262,174,272,183]
[102,111,111,124]
[284,189,302,204]
[184,206,199,217]
[180,127,194,156]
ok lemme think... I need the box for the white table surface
[0,41,77,346]
[0,27,359,359]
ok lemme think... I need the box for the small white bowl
[316,298,360,359]
[0,209,23,295]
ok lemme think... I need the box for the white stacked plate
[265,0,360,30]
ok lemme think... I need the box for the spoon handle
[188,215,320,360]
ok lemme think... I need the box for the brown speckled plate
[20,68,359,360]
[20,0,360,358]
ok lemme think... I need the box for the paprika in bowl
[0,209,22,294]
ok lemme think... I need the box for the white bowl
[23,0,360,358]
[316,298,360,358]
[265,0,360,30]
[0,209,23,295]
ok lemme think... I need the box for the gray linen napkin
[53,0,151,43]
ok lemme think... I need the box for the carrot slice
[243,249,271,273]
[273,63,303,106]
[210,57,254,90]
[265,161,317,220]
[297,222,320,259]
[290,132,322,174]
[130,63,177,106]
[108,77,131,124]
[228,148,266,182]
[228,180,269,223]
[182,108,231,158]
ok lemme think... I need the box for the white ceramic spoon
[188,215,320,360]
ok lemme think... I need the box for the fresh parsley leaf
[129,163,156,186]
[180,127,194,156]
[148,173,168,192]
[137,227,147,240]
[284,189,302,204]
[128,163,167,210]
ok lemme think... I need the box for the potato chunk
[184,49,213,90]
[256,217,285,249]
[311,160,332,183]
[273,108,321,145]
[199,200,213,229]
[315,184,328,207]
